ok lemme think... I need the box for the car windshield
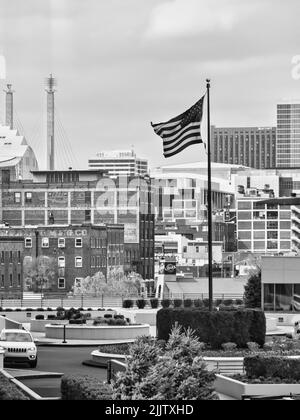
[1,332,32,342]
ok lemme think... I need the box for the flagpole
[206,79,213,312]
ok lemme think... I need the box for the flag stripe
[164,134,202,153]
[164,139,203,158]
[153,121,181,136]
[163,129,202,151]
[162,123,201,144]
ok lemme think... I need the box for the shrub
[87,308,93,311]
[35,315,45,320]
[47,315,56,320]
[244,270,261,309]
[221,342,237,352]
[183,299,193,308]
[112,327,218,400]
[173,299,183,308]
[69,319,86,325]
[15,308,22,312]
[106,318,127,326]
[56,307,65,312]
[93,318,107,326]
[215,299,223,307]
[36,308,44,312]
[25,308,34,312]
[114,315,125,320]
[5,308,13,312]
[104,314,113,319]
[223,299,233,307]
[194,299,204,309]
[0,372,29,400]
[244,355,300,381]
[247,309,266,347]
[235,299,244,306]
[150,299,159,309]
[161,299,171,308]
[47,308,53,311]
[122,299,133,309]
[247,342,260,352]
[136,299,146,309]
[61,375,112,400]
[203,299,210,308]
[157,308,266,349]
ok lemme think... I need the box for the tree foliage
[112,327,219,400]
[23,256,57,292]
[73,268,142,297]
[244,269,262,309]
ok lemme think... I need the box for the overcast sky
[0,0,300,170]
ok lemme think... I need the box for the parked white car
[0,329,38,368]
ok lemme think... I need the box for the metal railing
[0,293,244,309]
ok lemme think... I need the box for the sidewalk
[5,368,63,379]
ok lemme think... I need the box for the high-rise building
[211,126,277,169]
[88,150,148,177]
[277,102,300,168]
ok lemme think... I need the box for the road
[5,345,107,398]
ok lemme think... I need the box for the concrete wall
[117,309,158,326]
[45,324,150,340]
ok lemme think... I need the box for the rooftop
[0,125,33,165]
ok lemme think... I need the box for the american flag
[151,95,205,158]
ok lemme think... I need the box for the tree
[74,272,106,296]
[74,270,142,297]
[244,269,262,309]
[24,256,57,292]
[112,327,219,400]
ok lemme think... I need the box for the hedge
[157,308,266,349]
[61,375,112,400]
[244,355,300,381]
[0,373,29,400]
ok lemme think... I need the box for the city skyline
[0,0,300,170]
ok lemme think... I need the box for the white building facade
[88,150,148,177]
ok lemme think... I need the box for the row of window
[0,251,22,263]
[0,273,21,288]
[25,237,83,249]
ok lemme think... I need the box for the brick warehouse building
[0,235,23,297]
[0,169,155,283]
[0,224,124,294]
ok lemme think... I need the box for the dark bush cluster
[122,299,134,309]
[244,355,300,381]
[0,373,29,400]
[157,308,266,349]
[61,375,112,400]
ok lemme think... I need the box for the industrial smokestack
[45,74,56,171]
[4,83,14,129]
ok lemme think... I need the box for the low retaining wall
[266,317,278,333]
[45,324,150,340]
[92,350,127,367]
[30,319,68,333]
[215,374,300,400]
[0,310,117,324]
[117,309,158,326]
